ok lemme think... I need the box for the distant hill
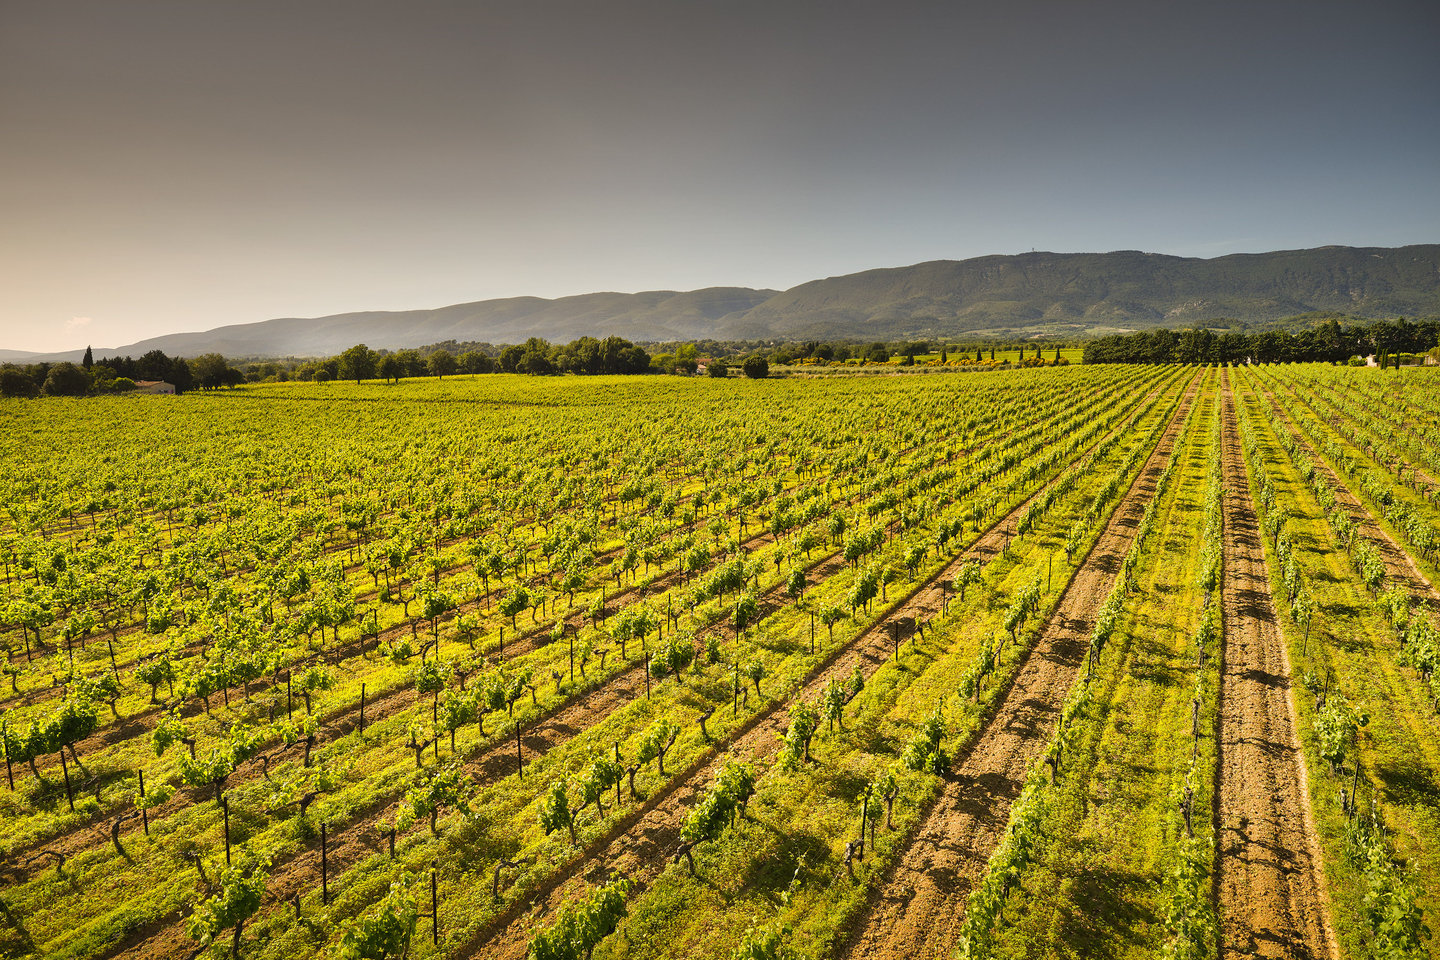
[728,245,1440,339]
[13,245,1440,360]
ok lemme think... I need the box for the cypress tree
[82,345,93,370]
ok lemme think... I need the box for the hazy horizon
[4,0,1438,353]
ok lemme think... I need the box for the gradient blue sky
[3,0,1437,352]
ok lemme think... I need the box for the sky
[2,0,1438,353]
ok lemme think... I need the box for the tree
[0,369,38,398]
[865,342,890,363]
[389,349,418,377]
[741,356,769,379]
[339,344,377,383]
[499,345,525,373]
[42,362,89,396]
[519,350,555,375]
[707,361,729,378]
[186,861,267,959]
[427,350,457,379]
[82,345,94,370]
[190,353,233,390]
[377,355,402,383]
[458,351,494,374]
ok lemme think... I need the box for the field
[2,365,1439,960]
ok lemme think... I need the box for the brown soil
[1215,370,1336,960]
[836,374,1199,960]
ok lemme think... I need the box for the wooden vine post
[59,748,74,811]
[431,866,440,945]
[321,821,329,905]
[138,769,149,834]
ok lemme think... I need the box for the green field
[3,365,1440,960]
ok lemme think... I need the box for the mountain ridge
[12,244,1439,361]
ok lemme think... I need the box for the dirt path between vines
[1215,371,1336,960]
[835,375,1200,960]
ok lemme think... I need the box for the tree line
[0,348,243,398]
[0,333,1076,399]
[327,338,779,382]
[329,337,660,382]
[0,336,773,399]
[1083,318,1440,366]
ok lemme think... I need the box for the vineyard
[2,365,1439,960]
